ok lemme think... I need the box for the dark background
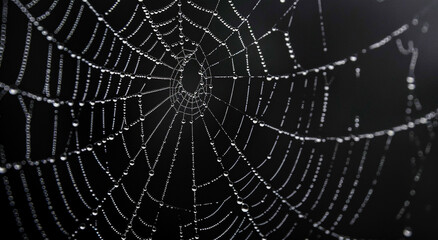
[1,0,438,239]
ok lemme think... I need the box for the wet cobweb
[1,0,438,239]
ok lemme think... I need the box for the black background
[1,0,438,239]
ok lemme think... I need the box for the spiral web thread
[0,0,437,239]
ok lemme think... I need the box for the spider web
[1,0,438,239]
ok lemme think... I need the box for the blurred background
[1,0,438,239]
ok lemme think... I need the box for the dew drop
[13,163,22,170]
[53,100,60,108]
[241,203,249,212]
[79,223,86,230]
[72,119,79,127]
[9,88,18,95]
[86,144,93,151]
[403,227,412,238]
